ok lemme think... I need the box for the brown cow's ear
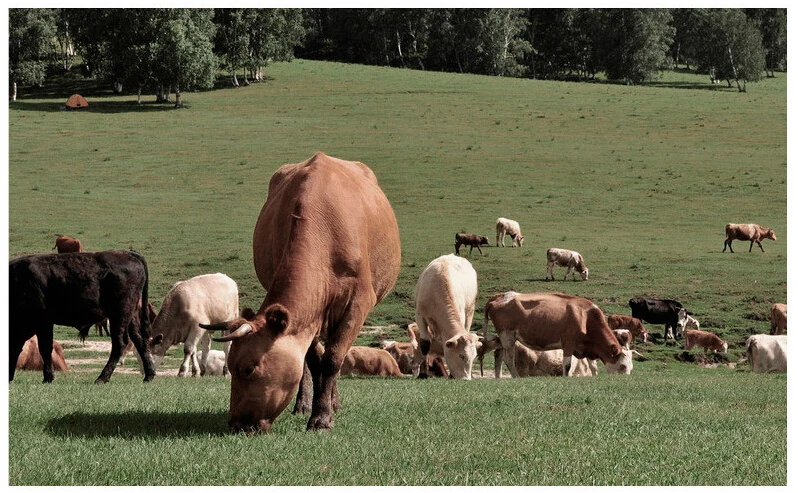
[241,307,256,321]
[265,304,290,333]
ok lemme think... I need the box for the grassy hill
[7,60,786,485]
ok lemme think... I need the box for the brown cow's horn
[199,321,230,332]
[213,323,253,342]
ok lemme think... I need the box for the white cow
[148,273,239,376]
[202,349,227,376]
[414,254,481,379]
[745,334,787,373]
[546,248,589,281]
[495,217,525,247]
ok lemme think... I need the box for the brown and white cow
[495,218,524,247]
[745,334,787,373]
[683,329,728,354]
[52,235,82,253]
[16,336,69,372]
[612,329,632,349]
[723,223,776,253]
[414,254,481,379]
[546,248,588,281]
[770,303,787,335]
[455,233,490,256]
[339,346,404,377]
[606,314,649,344]
[477,334,597,377]
[484,292,634,376]
[200,152,401,433]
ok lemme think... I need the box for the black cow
[628,297,688,341]
[9,250,156,384]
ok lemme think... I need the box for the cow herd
[8,152,787,434]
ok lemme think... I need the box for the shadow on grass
[46,410,229,438]
[10,100,182,114]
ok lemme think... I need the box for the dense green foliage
[9,7,786,101]
[7,60,786,485]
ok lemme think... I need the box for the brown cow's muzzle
[229,417,273,434]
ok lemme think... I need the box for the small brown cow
[770,303,787,335]
[723,223,776,253]
[606,314,648,344]
[52,235,82,253]
[683,329,728,354]
[339,346,404,377]
[455,233,490,256]
[16,336,70,372]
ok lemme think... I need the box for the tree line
[9,8,787,104]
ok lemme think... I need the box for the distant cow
[202,349,227,376]
[477,334,596,377]
[148,273,239,377]
[52,235,82,253]
[485,292,634,376]
[455,233,490,256]
[9,250,155,384]
[606,314,648,344]
[723,223,776,253]
[612,329,632,349]
[340,346,404,377]
[770,303,787,335]
[628,297,688,341]
[546,248,588,281]
[745,334,787,373]
[16,336,69,373]
[495,218,524,247]
[683,330,728,354]
[414,254,481,379]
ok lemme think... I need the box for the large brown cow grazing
[200,152,401,433]
[770,303,787,335]
[484,292,634,376]
[723,223,776,253]
[16,336,70,372]
[9,250,155,383]
[339,346,404,377]
[52,235,82,253]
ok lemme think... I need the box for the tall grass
[7,60,786,485]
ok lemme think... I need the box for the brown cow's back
[16,336,70,372]
[340,346,403,377]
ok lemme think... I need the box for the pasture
[7,60,787,485]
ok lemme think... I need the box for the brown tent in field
[65,94,88,109]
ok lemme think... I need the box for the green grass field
[7,60,787,485]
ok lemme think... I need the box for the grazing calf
[16,336,69,372]
[52,235,82,253]
[683,329,728,354]
[770,303,787,335]
[455,233,490,256]
[477,334,596,377]
[485,291,634,376]
[745,334,787,373]
[612,329,632,349]
[148,273,239,377]
[9,250,155,384]
[546,248,589,281]
[340,346,404,377]
[606,314,648,344]
[414,254,481,379]
[495,217,525,247]
[723,223,776,253]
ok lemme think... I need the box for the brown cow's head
[602,346,634,374]
[479,236,490,245]
[201,304,306,433]
[765,229,777,241]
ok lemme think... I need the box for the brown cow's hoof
[292,401,312,415]
[307,415,334,431]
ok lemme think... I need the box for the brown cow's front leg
[293,355,315,415]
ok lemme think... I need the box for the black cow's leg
[128,320,156,382]
[96,317,127,383]
[37,325,56,383]
[9,330,30,382]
